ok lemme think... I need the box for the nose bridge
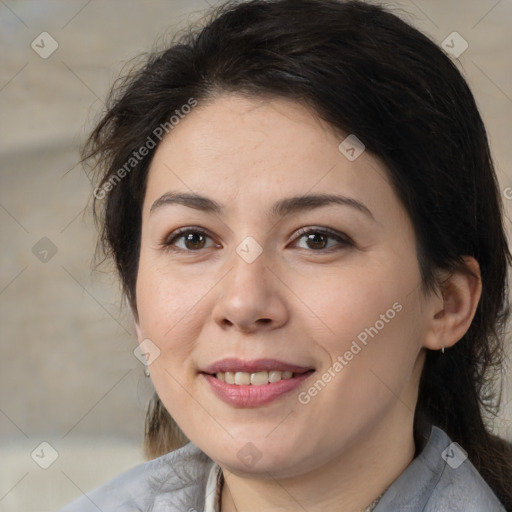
[226,236,272,301]
[213,237,288,331]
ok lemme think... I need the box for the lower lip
[202,372,314,407]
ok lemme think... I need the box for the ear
[422,256,482,351]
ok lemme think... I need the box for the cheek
[310,252,424,391]
[135,258,207,361]
[312,259,414,339]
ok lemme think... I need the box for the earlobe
[423,256,482,351]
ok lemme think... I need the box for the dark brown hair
[82,0,512,507]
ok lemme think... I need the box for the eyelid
[291,226,354,246]
[162,225,218,249]
[163,225,209,242]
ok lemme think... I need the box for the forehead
[143,94,395,218]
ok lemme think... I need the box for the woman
[59,0,512,510]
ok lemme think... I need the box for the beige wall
[1,1,511,510]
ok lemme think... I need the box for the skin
[134,94,481,512]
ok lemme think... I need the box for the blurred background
[0,0,511,510]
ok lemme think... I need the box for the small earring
[144,367,151,377]
[441,347,445,354]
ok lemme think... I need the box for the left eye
[291,228,352,251]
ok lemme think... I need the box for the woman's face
[135,94,437,477]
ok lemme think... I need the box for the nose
[212,247,289,334]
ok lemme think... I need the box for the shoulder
[57,442,213,512]
[377,426,506,512]
[423,427,505,512]
[423,432,505,511]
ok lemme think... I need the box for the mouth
[209,369,310,385]
[200,358,315,407]
[201,358,315,383]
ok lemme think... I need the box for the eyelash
[161,226,353,254]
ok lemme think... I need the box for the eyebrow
[149,191,374,220]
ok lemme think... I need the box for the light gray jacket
[58,426,506,511]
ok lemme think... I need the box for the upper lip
[202,358,314,375]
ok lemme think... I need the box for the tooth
[235,371,251,385]
[215,369,298,385]
[250,371,269,386]
[268,370,283,383]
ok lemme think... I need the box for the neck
[220,407,416,512]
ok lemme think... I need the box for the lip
[200,358,315,407]
[201,358,314,375]
[202,372,314,407]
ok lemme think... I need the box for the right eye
[162,227,220,252]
